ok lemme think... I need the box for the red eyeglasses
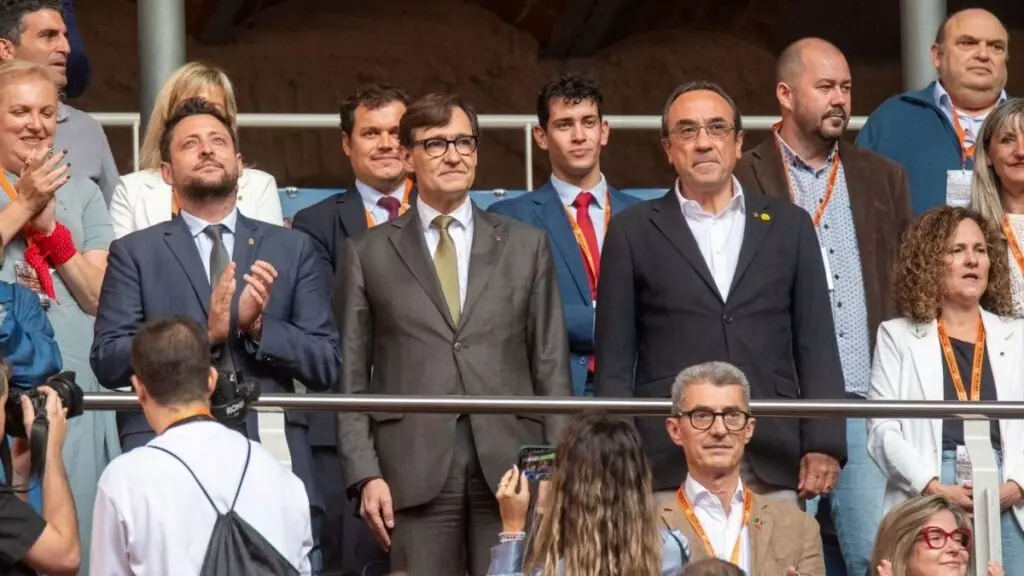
[917,526,972,550]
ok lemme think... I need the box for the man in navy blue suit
[90,98,339,541]
[489,72,638,396]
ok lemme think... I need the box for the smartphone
[517,445,556,480]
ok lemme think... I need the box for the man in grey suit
[335,92,572,575]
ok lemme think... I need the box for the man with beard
[91,99,339,533]
[734,38,912,576]
[857,8,1009,215]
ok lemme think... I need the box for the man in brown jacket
[660,361,824,576]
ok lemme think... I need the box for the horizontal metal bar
[86,112,867,132]
[80,394,1023,418]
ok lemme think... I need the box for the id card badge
[821,247,834,292]
[955,444,973,486]
[14,261,51,309]
[946,170,973,207]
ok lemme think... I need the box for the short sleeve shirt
[0,490,46,575]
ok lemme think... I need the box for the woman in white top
[970,98,1024,316]
[867,206,1024,572]
[110,62,283,239]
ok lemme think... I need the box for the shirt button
[839,331,845,338]
[834,274,839,280]
[837,302,843,308]
[722,315,734,323]
[823,224,830,230]
[829,249,835,254]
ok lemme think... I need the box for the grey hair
[970,98,1024,229]
[670,361,751,414]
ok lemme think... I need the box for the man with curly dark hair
[489,72,639,396]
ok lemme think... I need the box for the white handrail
[89,113,868,187]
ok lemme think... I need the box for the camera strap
[0,413,49,491]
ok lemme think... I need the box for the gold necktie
[432,215,460,325]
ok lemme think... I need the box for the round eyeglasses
[675,409,750,431]
[413,135,478,158]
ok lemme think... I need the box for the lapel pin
[248,238,254,246]
[752,517,764,529]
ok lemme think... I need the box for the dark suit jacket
[594,189,847,491]
[291,185,419,449]
[90,212,341,510]
[735,138,913,350]
[488,181,640,396]
[335,203,572,510]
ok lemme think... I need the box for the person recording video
[0,368,80,576]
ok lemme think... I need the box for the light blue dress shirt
[179,208,239,283]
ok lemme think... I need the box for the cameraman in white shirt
[89,315,313,575]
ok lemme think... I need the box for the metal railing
[88,113,868,190]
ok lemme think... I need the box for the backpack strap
[228,441,253,512]
[148,445,219,512]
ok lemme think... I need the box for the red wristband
[34,223,77,266]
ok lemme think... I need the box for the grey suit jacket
[335,203,572,510]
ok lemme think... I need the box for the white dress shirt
[677,177,746,299]
[355,179,407,225]
[90,421,313,575]
[110,168,283,239]
[179,208,238,283]
[684,475,750,573]
[550,173,609,249]
[417,194,474,309]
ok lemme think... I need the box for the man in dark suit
[595,80,846,507]
[489,72,639,396]
[336,92,571,575]
[734,38,912,576]
[291,83,411,576]
[90,99,339,554]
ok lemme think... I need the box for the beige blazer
[659,490,825,576]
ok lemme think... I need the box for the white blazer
[109,168,284,239]
[867,309,1024,529]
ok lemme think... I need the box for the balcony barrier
[89,113,868,190]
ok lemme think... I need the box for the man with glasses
[334,92,571,575]
[595,81,846,509]
[661,361,825,575]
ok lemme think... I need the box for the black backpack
[149,441,301,576]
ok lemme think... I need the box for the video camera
[5,371,83,438]
[210,368,259,428]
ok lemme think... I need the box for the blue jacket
[62,0,91,100]
[489,181,640,396]
[0,282,62,388]
[486,527,689,575]
[855,81,999,216]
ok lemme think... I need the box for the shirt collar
[180,207,239,239]
[549,173,608,209]
[773,128,839,172]
[354,178,405,208]
[57,101,70,124]
[684,475,746,509]
[676,176,745,217]
[416,193,473,232]
[934,81,1009,117]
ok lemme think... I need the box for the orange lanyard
[166,407,213,428]
[771,123,840,228]
[1002,216,1024,275]
[951,108,976,166]
[365,179,414,228]
[564,192,612,286]
[172,192,180,216]
[0,172,34,238]
[937,317,985,402]
[677,485,752,564]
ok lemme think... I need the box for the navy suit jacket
[90,212,340,510]
[489,181,640,395]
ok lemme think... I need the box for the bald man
[857,8,1009,214]
[735,37,912,576]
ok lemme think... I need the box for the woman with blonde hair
[867,206,1024,572]
[970,98,1024,315]
[870,494,1003,576]
[109,62,282,239]
[488,414,688,575]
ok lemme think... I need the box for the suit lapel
[532,185,591,303]
[460,207,506,332]
[750,495,773,573]
[982,311,1017,402]
[388,210,456,331]
[650,190,724,302]
[747,141,790,202]
[336,187,368,237]
[163,217,212,315]
[659,497,709,562]
[909,321,944,401]
[232,214,263,283]
[728,193,772,298]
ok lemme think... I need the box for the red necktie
[573,191,601,373]
[378,196,401,222]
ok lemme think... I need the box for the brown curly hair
[894,206,1013,323]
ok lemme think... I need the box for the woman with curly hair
[867,205,1024,572]
[486,414,689,575]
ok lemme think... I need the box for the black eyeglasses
[675,409,751,431]
[917,526,971,550]
[412,135,478,158]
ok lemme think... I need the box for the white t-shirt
[89,420,313,575]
